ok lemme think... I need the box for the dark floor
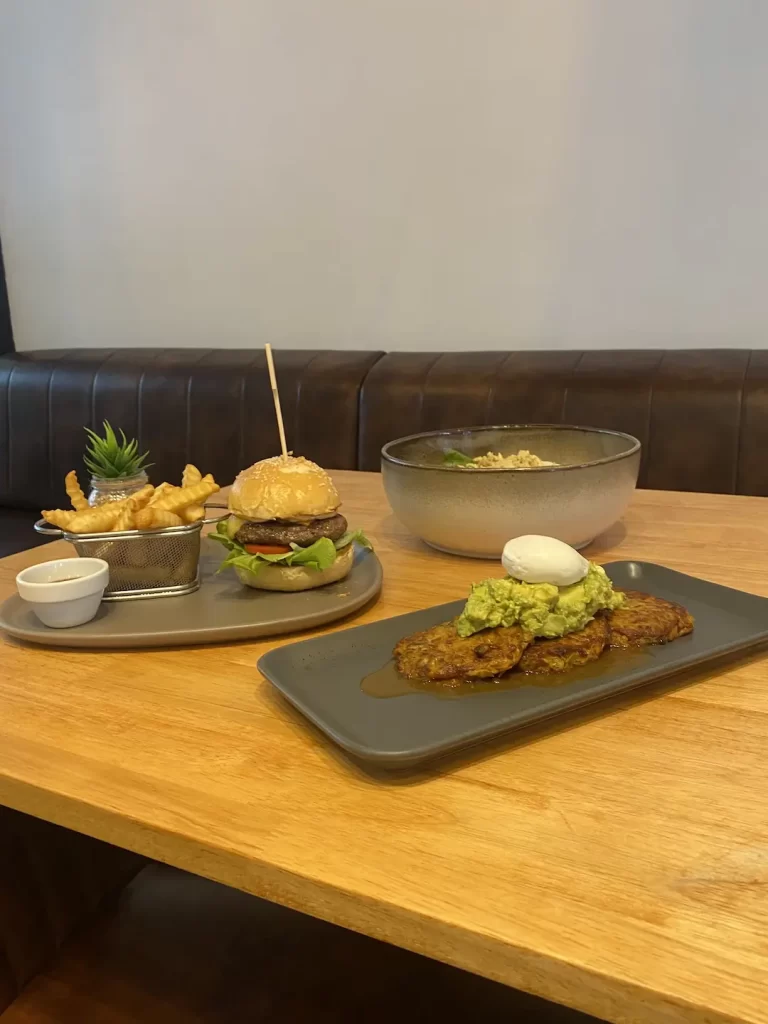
[2,865,606,1023]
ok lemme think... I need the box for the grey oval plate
[0,541,382,649]
[258,562,768,770]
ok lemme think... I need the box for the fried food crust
[518,614,610,674]
[394,620,532,680]
[608,590,694,648]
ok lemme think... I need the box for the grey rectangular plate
[258,562,768,769]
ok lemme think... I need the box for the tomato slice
[244,543,291,555]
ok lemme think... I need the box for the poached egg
[501,535,588,587]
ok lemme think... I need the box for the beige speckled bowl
[381,425,640,558]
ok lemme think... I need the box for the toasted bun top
[228,455,340,522]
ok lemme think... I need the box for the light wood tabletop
[2,473,768,1024]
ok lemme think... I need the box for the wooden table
[2,473,768,1024]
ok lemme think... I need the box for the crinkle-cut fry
[154,479,219,513]
[42,508,78,529]
[64,470,89,511]
[67,504,123,534]
[134,507,184,530]
[148,481,174,506]
[112,501,137,532]
[182,464,202,488]
[181,505,205,523]
[128,483,154,509]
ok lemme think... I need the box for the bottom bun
[234,542,355,592]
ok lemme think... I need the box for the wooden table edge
[0,770,743,1024]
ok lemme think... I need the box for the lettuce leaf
[442,448,474,466]
[333,528,372,552]
[210,521,371,577]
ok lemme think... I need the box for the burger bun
[233,542,355,592]
[229,455,340,523]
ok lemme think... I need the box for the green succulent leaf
[84,420,154,479]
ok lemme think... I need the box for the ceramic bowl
[16,558,109,627]
[381,425,640,558]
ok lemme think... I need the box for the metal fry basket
[34,508,228,601]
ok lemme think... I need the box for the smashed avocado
[456,563,624,638]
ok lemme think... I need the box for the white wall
[1,0,767,352]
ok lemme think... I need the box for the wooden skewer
[264,344,289,459]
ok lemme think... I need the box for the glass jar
[88,470,149,507]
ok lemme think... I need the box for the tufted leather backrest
[0,349,383,510]
[3,348,767,508]
[359,350,768,495]
[0,806,141,1013]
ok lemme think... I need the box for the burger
[211,455,370,591]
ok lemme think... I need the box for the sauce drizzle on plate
[361,647,652,700]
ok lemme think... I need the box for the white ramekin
[16,558,109,628]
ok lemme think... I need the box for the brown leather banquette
[2,347,767,557]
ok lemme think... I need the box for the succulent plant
[83,421,153,480]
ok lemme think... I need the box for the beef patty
[518,614,610,674]
[608,590,694,648]
[394,620,532,680]
[235,513,348,548]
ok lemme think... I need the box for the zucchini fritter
[608,590,694,648]
[394,620,532,680]
[518,614,610,674]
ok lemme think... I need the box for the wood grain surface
[2,473,768,1024]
